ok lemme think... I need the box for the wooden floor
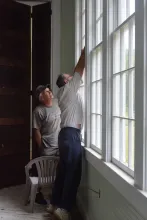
[0,185,84,220]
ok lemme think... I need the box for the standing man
[47,48,85,220]
[32,85,61,204]
[33,85,61,157]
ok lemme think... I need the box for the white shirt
[57,72,84,129]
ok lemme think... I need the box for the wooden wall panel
[0,1,30,188]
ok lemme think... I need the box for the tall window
[112,0,135,175]
[74,0,147,194]
[74,0,147,191]
[75,0,85,139]
[90,0,103,153]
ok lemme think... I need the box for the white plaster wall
[60,0,75,74]
[51,0,75,95]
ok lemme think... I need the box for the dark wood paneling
[0,95,28,117]
[0,1,30,188]
[0,118,24,125]
[0,2,30,69]
[0,66,29,88]
[32,2,51,91]
[0,125,29,142]
[0,143,29,157]
[0,154,29,189]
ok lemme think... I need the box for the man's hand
[33,129,42,148]
[81,47,85,54]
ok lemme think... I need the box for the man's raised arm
[74,47,85,77]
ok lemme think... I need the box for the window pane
[128,121,135,170]
[113,118,120,160]
[113,119,129,165]
[120,72,128,118]
[96,81,102,114]
[92,51,96,82]
[96,115,102,149]
[118,0,127,25]
[114,19,135,71]
[82,12,85,38]
[129,0,135,15]
[113,74,120,116]
[96,19,103,45]
[96,0,102,20]
[120,119,128,165]
[91,114,96,146]
[128,70,135,119]
[120,25,129,71]
[96,46,102,80]
[91,83,96,113]
[113,30,120,73]
[117,0,135,27]
[129,19,135,68]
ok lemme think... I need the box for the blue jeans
[51,127,82,211]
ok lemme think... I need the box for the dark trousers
[51,127,82,212]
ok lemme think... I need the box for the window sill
[84,147,147,219]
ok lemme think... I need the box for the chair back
[25,156,59,185]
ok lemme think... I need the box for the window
[112,0,135,175]
[75,0,85,139]
[75,0,147,190]
[90,0,103,153]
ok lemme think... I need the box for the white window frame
[144,0,147,191]
[75,0,147,192]
[86,0,103,154]
[135,0,146,190]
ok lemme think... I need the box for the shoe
[54,208,70,220]
[46,204,56,214]
[35,192,47,205]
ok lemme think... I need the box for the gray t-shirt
[32,99,61,156]
[57,72,84,129]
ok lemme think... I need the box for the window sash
[75,0,85,140]
[88,0,103,153]
[112,11,135,172]
[90,46,103,151]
